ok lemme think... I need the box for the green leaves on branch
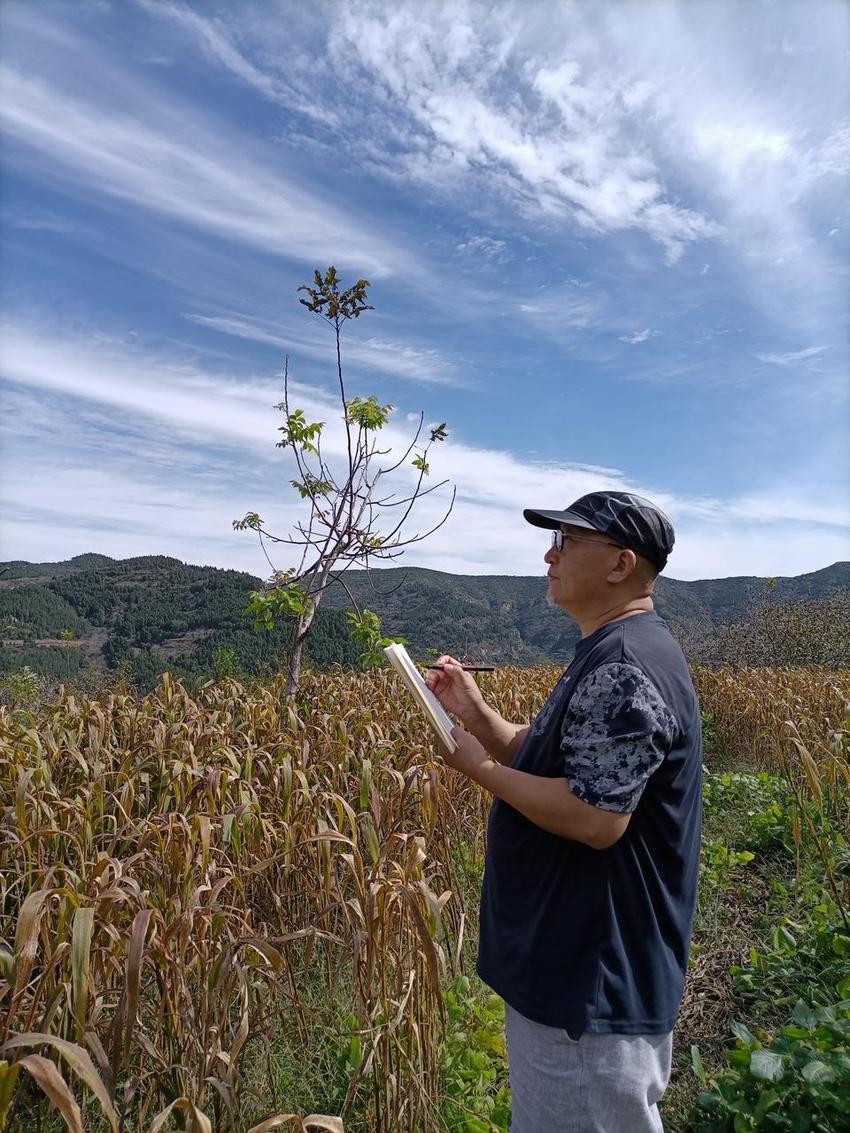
[232,513,263,532]
[291,474,333,500]
[412,424,448,475]
[245,583,313,632]
[345,395,393,430]
[276,409,323,455]
[298,266,373,323]
[345,609,406,670]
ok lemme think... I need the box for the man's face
[543,524,624,613]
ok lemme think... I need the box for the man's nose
[544,545,557,565]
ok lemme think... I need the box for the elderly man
[425,491,701,1133]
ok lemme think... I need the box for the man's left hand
[444,725,493,781]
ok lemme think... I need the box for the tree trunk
[284,632,305,701]
[284,594,320,699]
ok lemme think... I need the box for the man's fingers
[426,655,462,689]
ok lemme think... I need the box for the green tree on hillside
[235,267,455,696]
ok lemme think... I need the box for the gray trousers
[504,1002,673,1133]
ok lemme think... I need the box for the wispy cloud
[183,313,460,386]
[756,346,828,366]
[153,2,721,262]
[3,314,847,580]
[517,289,599,332]
[455,235,509,261]
[0,64,408,278]
[329,7,720,263]
[138,0,340,127]
[5,209,78,235]
[157,1,848,335]
[619,328,655,345]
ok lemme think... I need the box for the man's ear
[608,548,637,583]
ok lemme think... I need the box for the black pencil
[425,663,496,672]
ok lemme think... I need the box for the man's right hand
[424,655,486,725]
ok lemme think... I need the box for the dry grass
[1,663,846,1130]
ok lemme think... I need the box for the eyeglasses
[550,530,624,552]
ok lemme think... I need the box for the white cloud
[320,6,719,262]
[691,121,793,183]
[0,320,283,451]
[796,123,850,192]
[455,235,508,260]
[756,346,828,366]
[5,209,78,234]
[2,316,847,581]
[0,64,407,279]
[145,0,846,323]
[619,328,655,345]
[517,289,598,331]
[139,0,340,127]
[183,313,460,386]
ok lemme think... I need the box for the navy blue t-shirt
[477,611,702,1035]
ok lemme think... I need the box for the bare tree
[234,267,455,697]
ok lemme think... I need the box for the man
[425,491,702,1132]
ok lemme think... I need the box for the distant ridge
[1,554,847,687]
[0,552,118,580]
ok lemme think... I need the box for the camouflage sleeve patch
[560,662,678,813]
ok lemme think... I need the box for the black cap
[524,491,675,572]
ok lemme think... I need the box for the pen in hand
[426,663,495,672]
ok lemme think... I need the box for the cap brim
[523,508,599,532]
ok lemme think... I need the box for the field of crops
[1,665,848,1132]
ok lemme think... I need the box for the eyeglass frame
[550,529,625,553]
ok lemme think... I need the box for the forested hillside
[1,554,848,691]
[0,556,359,688]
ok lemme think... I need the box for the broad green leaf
[753,1089,781,1121]
[792,1000,818,1029]
[801,1059,834,1084]
[749,1048,785,1082]
[730,1020,757,1046]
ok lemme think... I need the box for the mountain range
[1,554,847,690]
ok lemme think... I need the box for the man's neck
[575,595,654,639]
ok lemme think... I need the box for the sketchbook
[383,642,458,753]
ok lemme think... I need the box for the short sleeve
[560,662,677,813]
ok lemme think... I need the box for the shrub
[693,1001,850,1132]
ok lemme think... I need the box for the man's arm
[447,733,630,849]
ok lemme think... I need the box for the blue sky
[1,0,848,581]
